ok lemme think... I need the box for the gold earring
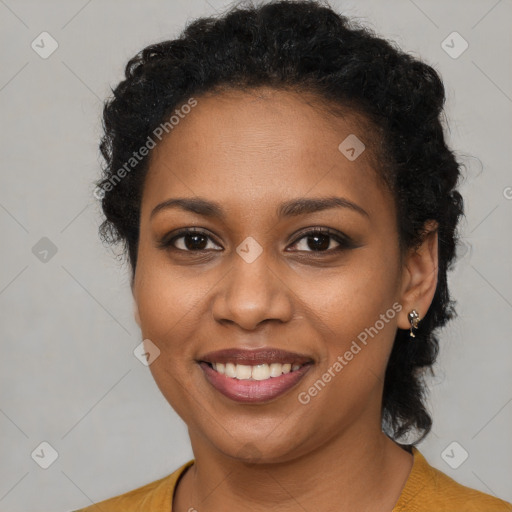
[407,309,420,338]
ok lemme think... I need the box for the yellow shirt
[72,446,512,511]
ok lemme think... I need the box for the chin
[195,422,316,466]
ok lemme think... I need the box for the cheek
[134,242,201,341]
[301,250,401,407]
[305,248,400,338]
[133,258,204,420]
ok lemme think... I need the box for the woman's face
[133,88,409,463]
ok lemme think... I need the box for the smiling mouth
[198,348,314,403]
[205,361,307,380]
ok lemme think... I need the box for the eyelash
[157,227,357,255]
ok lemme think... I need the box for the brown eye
[158,229,222,252]
[288,228,356,253]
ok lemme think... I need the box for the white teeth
[211,362,303,380]
[252,364,270,380]
[269,363,283,377]
[225,362,236,378]
[235,364,252,379]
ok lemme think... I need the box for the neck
[173,421,413,512]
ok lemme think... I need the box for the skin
[132,87,439,512]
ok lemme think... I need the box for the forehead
[142,88,393,222]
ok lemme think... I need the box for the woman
[74,0,512,510]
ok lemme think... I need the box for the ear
[397,220,439,331]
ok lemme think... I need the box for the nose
[211,250,294,331]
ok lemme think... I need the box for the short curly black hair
[96,0,464,445]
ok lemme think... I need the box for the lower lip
[199,362,312,403]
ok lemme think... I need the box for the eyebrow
[150,196,369,220]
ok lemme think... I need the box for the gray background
[0,0,511,510]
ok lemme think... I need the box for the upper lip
[198,348,314,366]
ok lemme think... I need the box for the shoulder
[70,460,194,512]
[393,446,512,512]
